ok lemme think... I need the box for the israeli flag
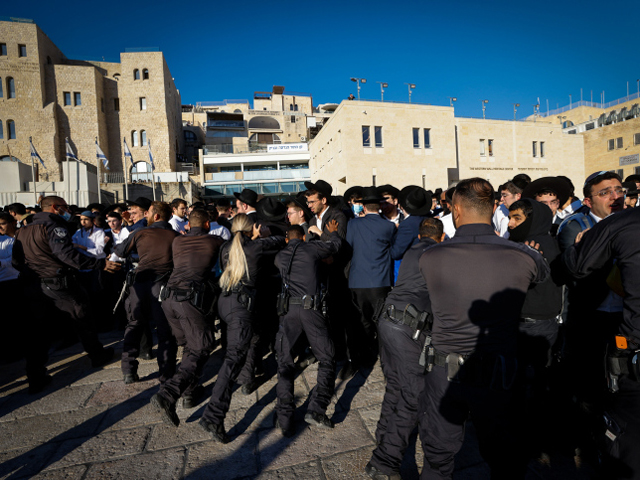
[123,138,134,168]
[30,138,47,168]
[148,140,155,171]
[65,138,78,161]
[95,140,110,170]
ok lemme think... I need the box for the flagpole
[95,137,102,205]
[29,137,37,205]
[66,137,71,205]
[123,137,129,201]
[150,139,157,201]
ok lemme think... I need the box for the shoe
[338,362,358,381]
[182,385,205,409]
[123,373,140,384]
[91,347,115,368]
[304,411,333,429]
[241,381,257,395]
[139,350,154,360]
[198,418,230,444]
[296,351,317,370]
[28,374,52,394]
[365,462,401,480]
[273,414,294,437]
[150,393,180,427]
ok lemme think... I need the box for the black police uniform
[273,232,341,432]
[418,223,549,479]
[562,207,640,479]
[368,236,436,477]
[114,220,178,382]
[156,227,224,405]
[12,212,113,387]
[200,234,285,433]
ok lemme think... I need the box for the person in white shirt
[169,198,189,233]
[206,205,231,241]
[493,181,523,237]
[105,211,130,262]
[72,211,106,259]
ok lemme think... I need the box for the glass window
[63,92,71,106]
[413,128,420,148]
[142,68,149,80]
[7,77,15,98]
[134,69,140,80]
[289,104,293,111]
[294,105,298,111]
[0,77,3,98]
[375,126,383,147]
[488,139,494,156]
[280,162,307,170]
[184,131,197,141]
[362,126,370,147]
[140,97,146,110]
[114,98,119,111]
[532,141,537,157]
[0,121,3,140]
[424,128,431,148]
[608,139,615,150]
[479,139,485,155]
[132,131,139,147]
[141,130,147,146]
[18,44,26,57]
[7,120,16,140]
[617,137,623,149]
[635,133,640,146]
[540,141,545,157]
[261,183,278,193]
[290,115,296,123]
[617,169,624,178]
[0,43,6,56]
[74,92,81,106]
[101,98,104,113]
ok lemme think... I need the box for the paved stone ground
[0,331,593,479]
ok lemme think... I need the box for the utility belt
[383,304,432,339]
[133,270,171,285]
[277,290,327,317]
[222,285,256,313]
[520,315,562,324]
[160,280,220,314]
[605,334,640,393]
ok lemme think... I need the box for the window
[424,128,431,148]
[608,139,615,150]
[289,104,293,111]
[101,97,104,113]
[568,130,577,134]
[532,141,537,157]
[7,120,16,140]
[132,130,139,147]
[375,126,383,147]
[63,92,71,106]
[134,69,140,80]
[7,77,15,98]
[635,133,640,145]
[362,126,370,147]
[635,166,640,175]
[140,97,146,110]
[294,104,298,111]
[540,141,545,157]
[488,139,494,156]
[413,128,420,148]
[141,130,147,146]
[479,139,485,155]
[0,121,3,139]
[0,43,6,56]
[617,169,624,178]
[18,44,26,57]
[114,98,120,111]
[184,130,197,141]
[142,68,149,80]
[0,78,3,98]
[617,137,623,149]
[585,122,595,131]
[74,92,81,106]
[290,115,296,123]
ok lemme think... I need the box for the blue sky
[7,0,640,119]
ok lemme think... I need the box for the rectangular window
[488,139,494,156]
[617,137,623,149]
[617,169,624,178]
[608,139,615,150]
[101,98,104,113]
[540,141,545,157]
[479,139,485,155]
[635,133,640,145]
[362,126,370,147]
[424,128,431,148]
[585,122,595,130]
[140,97,147,110]
[290,115,296,123]
[413,128,420,148]
[114,98,120,112]
[635,166,640,175]
[0,43,6,56]
[0,121,3,139]
[63,92,71,106]
[8,120,16,139]
[18,44,26,57]
[374,126,383,147]
[532,141,538,157]
[73,92,81,106]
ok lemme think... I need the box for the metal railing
[204,181,308,197]
[204,144,270,155]
[204,169,310,183]
[102,171,191,184]
[533,92,640,118]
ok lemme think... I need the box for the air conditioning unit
[300,136,307,142]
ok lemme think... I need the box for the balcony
[205,168,310,183]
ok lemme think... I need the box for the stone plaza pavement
[2,330,558,480]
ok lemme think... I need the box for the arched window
[141,130,147,146]
[7,120,16,139]
[142,68,149,80]
[7,77,15,98]
[133,69,140,80]
[113,73,120,81]
[131,160,151,182]
[184,130,197,141]
[132,130,139,147]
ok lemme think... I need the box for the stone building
[0,18,183,185]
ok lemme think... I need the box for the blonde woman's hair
[219,213,253,292]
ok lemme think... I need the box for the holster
[431,350,518,390]
[276,291,289,317]
[237,287,256,313]
[605,342,640,393]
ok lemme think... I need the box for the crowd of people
[1,170,640,480]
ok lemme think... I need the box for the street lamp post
[569,94,572,109]
[513,103,520,120]
[350,77,367,100]
[405,83,416,103]
[481,99,488,119]
[449,97,457,107]
[557,115,566,127]
[533,104,540,122]
[377,82,388,102]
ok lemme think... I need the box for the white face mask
[352,204,364,216]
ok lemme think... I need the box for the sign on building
[267,143,309,153]
[619,154,639,166]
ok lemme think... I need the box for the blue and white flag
[65,138,78,161]
[30,138,47,169]
[148,140,155,171]
[96,140,109,170]
[123,138,134,168]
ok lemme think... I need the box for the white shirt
[441,213,456,240]
[0,235,19,282]
[72,227,106,259]
[209,221,231,241]
[492,204,510,238]
[106,227,130,262]
[169,214,188,233]
[315,206,329,226]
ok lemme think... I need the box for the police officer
[12,196,120,393]
[150,209,225,426]
[417,178,549,479]
[365,217,443,480]
[114,201,178,384]
[273,221,342,435]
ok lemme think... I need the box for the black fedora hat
[376,184,400,199]
[361,186,383,204]
[304,180,333,197]
[623,181,639,196]
[233,188,258,208]
[256,197,286,222]
[521,177,572,207]
[398,185,420,208]
[344,185,364,202]
[400,187,432,216]
[126,196,152,211]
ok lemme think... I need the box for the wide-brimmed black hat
[126,196,152,211]
[376,184,400,199]
[623,181,639,196]
[399,187,432,216]
[233,188,258,208]
[361,186,383,204]
[256,197,286,222]
[521,177,572,207]
[304,180,333,197]
[283,194,313,219]
[344,186,364,202]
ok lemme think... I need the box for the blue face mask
[60,210,71,221]
[352,203,364,216]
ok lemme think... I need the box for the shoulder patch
[54,227,68,238]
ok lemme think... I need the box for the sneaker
[28,374,52,395]
[365,462,401,480]
[123,373,140,384]
[198,418,230,444]
[241,381,257,395]
[182,385,205,409]
[304,411,333,429]
[91,347,115,368]
[273,414,294,437]
[150,393,180,427]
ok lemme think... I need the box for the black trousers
[275,305,335,430]
[350,287,390,365]
[201,294,253,426]
[159,297,215,404]
[122,279,177,382]
[370,316,426,475]
[24,279,104,381]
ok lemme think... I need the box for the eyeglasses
[306,199,320,205]
[592,187,625,198]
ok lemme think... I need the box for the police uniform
[367,236,436,478]
[154,227,224,410]
[114,220,179,382]
[273,232,341,432]
[12,212,113,390]
[418,223,549,479]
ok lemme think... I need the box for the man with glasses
[377,185,404,226]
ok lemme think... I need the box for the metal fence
[535,92,640,118]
